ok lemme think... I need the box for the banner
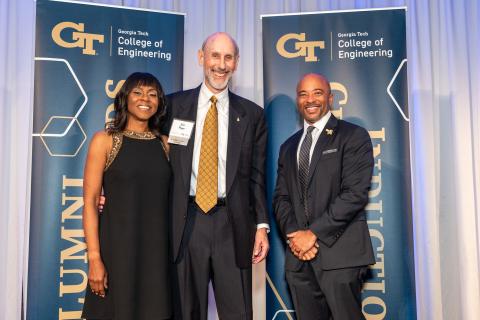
[27,1,184,318]
[262,8,415,319]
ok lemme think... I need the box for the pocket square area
[322,148,337,155]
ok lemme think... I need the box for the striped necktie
[298,126,315,217]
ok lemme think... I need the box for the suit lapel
[225,92,247,195]
[307,115,338,186]
[175,87,201,192]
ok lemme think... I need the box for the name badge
[168,118,195,146]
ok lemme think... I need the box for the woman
[82,72,171,319]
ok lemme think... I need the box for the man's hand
[252,228,269,264]
[98,195,105,213]
[298,242,319,261]
[287,238,319,260]
[287,230,317,257]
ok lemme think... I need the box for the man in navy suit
[166,32,269,320]
[274,73,375,320]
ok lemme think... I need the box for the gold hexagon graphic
[39,116,87,157]
[32,57,89,157]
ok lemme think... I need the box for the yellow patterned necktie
[195,95,218,213]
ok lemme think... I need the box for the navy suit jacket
[273,115,375,271]
[165,86,268,269]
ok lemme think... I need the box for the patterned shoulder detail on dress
[105,132,123,171]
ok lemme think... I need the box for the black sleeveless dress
[82,132,172,319]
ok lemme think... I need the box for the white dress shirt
[190,82,269,231]
[190,82,229,197]
[297,111,332,165]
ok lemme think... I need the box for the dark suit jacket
[165,86,268,269]
[273,115,375,271]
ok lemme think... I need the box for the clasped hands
[287,230,319,261]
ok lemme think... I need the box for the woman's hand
[88,255,108,298]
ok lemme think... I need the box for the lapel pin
[325,128,333,135]
[237,117,240,122]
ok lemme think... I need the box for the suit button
[183,215,186,219]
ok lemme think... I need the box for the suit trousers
[173,203,252,320]
[285,262,368,320]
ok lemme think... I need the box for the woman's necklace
[122,130,156,140]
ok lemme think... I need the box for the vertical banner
[28,0,184,318]
[262,8,415,319]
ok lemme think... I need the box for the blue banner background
[262,8,415,320]
[28,1,184,318]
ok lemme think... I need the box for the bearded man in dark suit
[273,73,375,320]
[166,32,269,320]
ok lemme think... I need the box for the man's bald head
[296,73,333,124]
[201,32,239,58]
[296,73,331,94]
[198,32,239,93]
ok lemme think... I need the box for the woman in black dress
[82,72,171,319]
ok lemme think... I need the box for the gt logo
[52,22,104,55]
[276,33,325,62]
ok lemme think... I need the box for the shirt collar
[303,111,332,133]
[200,81,229,107]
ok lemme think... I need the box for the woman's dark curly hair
[107,72,166,137]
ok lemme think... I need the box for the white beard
[205,71,231,92]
